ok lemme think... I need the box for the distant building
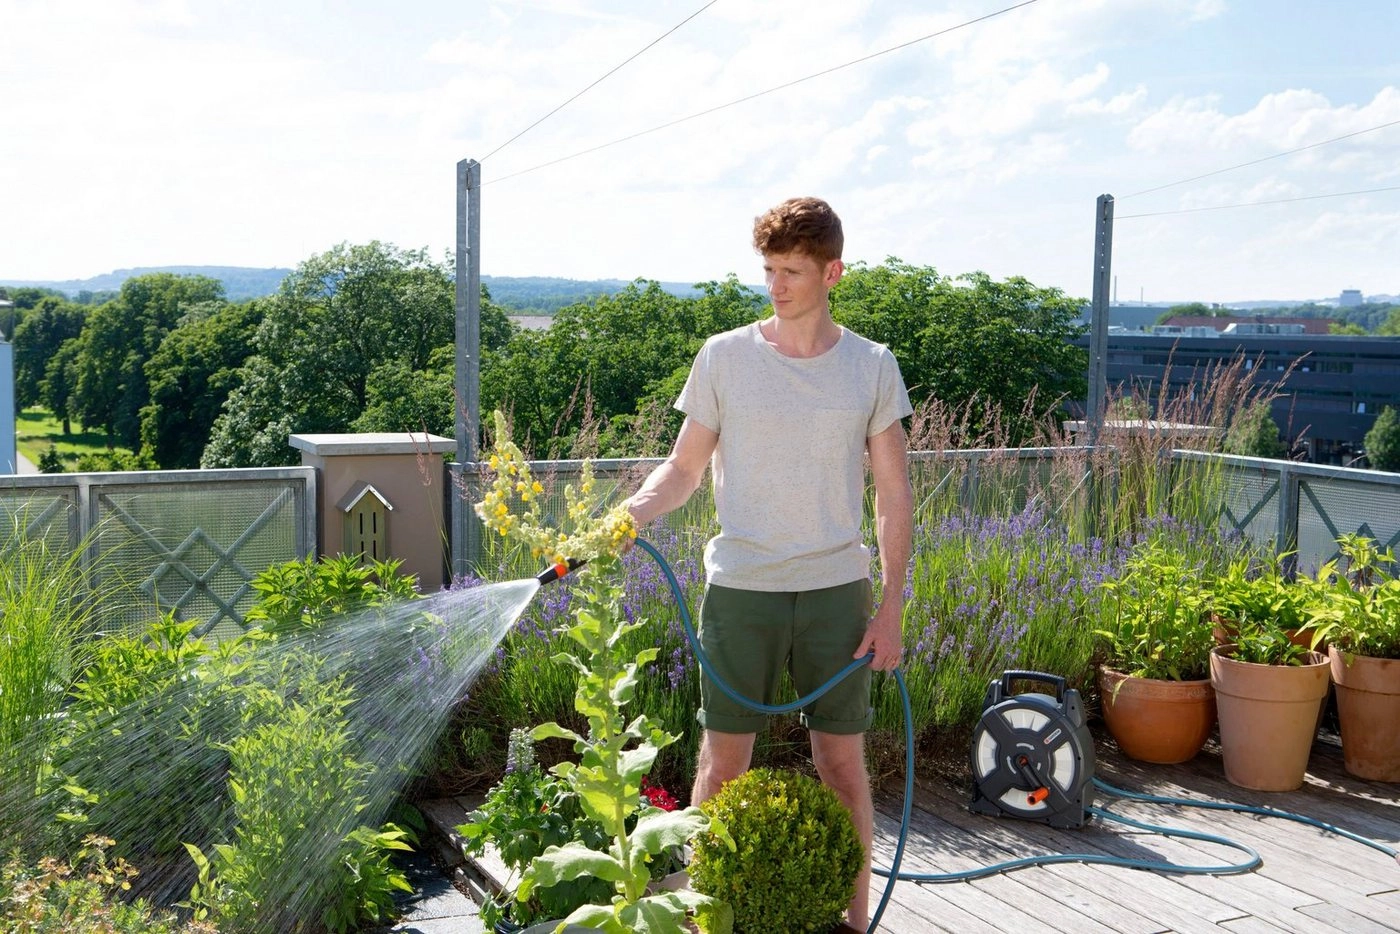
[1072,331,1400,465]
[1339,289,1364,307]
[1160,315,1335,336]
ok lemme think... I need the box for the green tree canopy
[1364,405,1400,472]
[481,276,764,457]
[1224,402,1286,459]
[11,297,86,411]
[71,273,225,447]
[202,242,502,467]
[831,260,1087,444]
[139,299,266,468]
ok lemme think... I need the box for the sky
[2,0,1398,304]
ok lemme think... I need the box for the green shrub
[688,768,862,934]
[183,673,412,933]
[0,835,216,933]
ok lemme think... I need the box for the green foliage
[242,552,420,636]
[1306,534,1400,660]
[182,676,412,933]
[351,348,457,436]
[1363,405,1400,472]
[72,273,226,448]
[1208,555,1315,666]
[0,521,100,848]
[139,299,265,469]
[688,768,862,934]
[202,242,460,467]
[11,297,86,410]
[0,836,216,934]
[457,729,612,927]
[515,555,730,933]
[48,617,261,859]
[1224,402,1286,458]
[1095,537,1218,680]
[482,276,763,457]
[831,260,1087,444]
[36,445,65,473]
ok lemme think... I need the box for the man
[625,196,914,929]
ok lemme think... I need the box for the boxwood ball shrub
[688,768,863,933]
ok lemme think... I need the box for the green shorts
[696,579,874,736]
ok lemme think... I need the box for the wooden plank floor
[870,733,1399,933]
[438,732,1398,933]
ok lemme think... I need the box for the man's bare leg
[811,730,872,930]
[691,729,757,804]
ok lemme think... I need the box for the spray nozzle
[535,558,586,586]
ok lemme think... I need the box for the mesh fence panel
[91,479,307,637]
[1298,475,1400,574]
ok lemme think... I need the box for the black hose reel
[970,670,1096,829]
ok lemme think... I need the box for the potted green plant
[1093,538,1218,764]
[475,412,733,934]
[458,729,613,931]
[1304,534,1400,782]
[687,768,864,934]
[1208,557,1330,791]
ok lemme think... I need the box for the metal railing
[3,448,1395,638]
[0,467,316,639]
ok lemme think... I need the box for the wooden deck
[866,733,1399,933]
[432,732,1399,933]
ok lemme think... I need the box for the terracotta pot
[1098,666,1216,764]
[1210,646,1330,791]
[1329,647,1400,782]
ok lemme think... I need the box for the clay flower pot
[1098,666,1216,764]
[1210,646,1330,791]
[1330,646,1400,782]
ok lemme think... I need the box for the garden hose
[631,538,913,934]
[562,541,1400,932]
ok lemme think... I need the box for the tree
[351,347,457,436]
[11,297,86,410]
[139,299,265,468]
[480,276,763,457]
[71,273,225,447]
[831,260,1088,444]
[202,242,465,467]
[1224,402,1286,459]
[41,340,82,435]
[1364,406,1400,472]
[1379,308,1400,337]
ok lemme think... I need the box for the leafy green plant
[0,835,216,934]
[243,552,419,636]
[1208,555,1315,666]
[458,729,612,928]
[1306,534,1400,660]
[1095,537,1216,680]
[687,768,863,934]
[183,672,413,933]
[0,519,105,849]
[476,412,733,934]
[48,616,262,859]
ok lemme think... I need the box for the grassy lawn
[15,407,134,470]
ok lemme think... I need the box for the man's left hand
[854,601,904,671]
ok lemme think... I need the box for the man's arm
[855,419,914,671]
[625,417,719,528]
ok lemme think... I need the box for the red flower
[640,777,679,811]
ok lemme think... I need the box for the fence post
[1086,194,1114,447]
[1277,463,1300,577]
[451,158,483,580]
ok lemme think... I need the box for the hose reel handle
[998,669,1067,702]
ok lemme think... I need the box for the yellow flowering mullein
[474,411,637,565]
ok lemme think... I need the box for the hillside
[1,267,724,311]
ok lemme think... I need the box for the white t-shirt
[676,319,913,592]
